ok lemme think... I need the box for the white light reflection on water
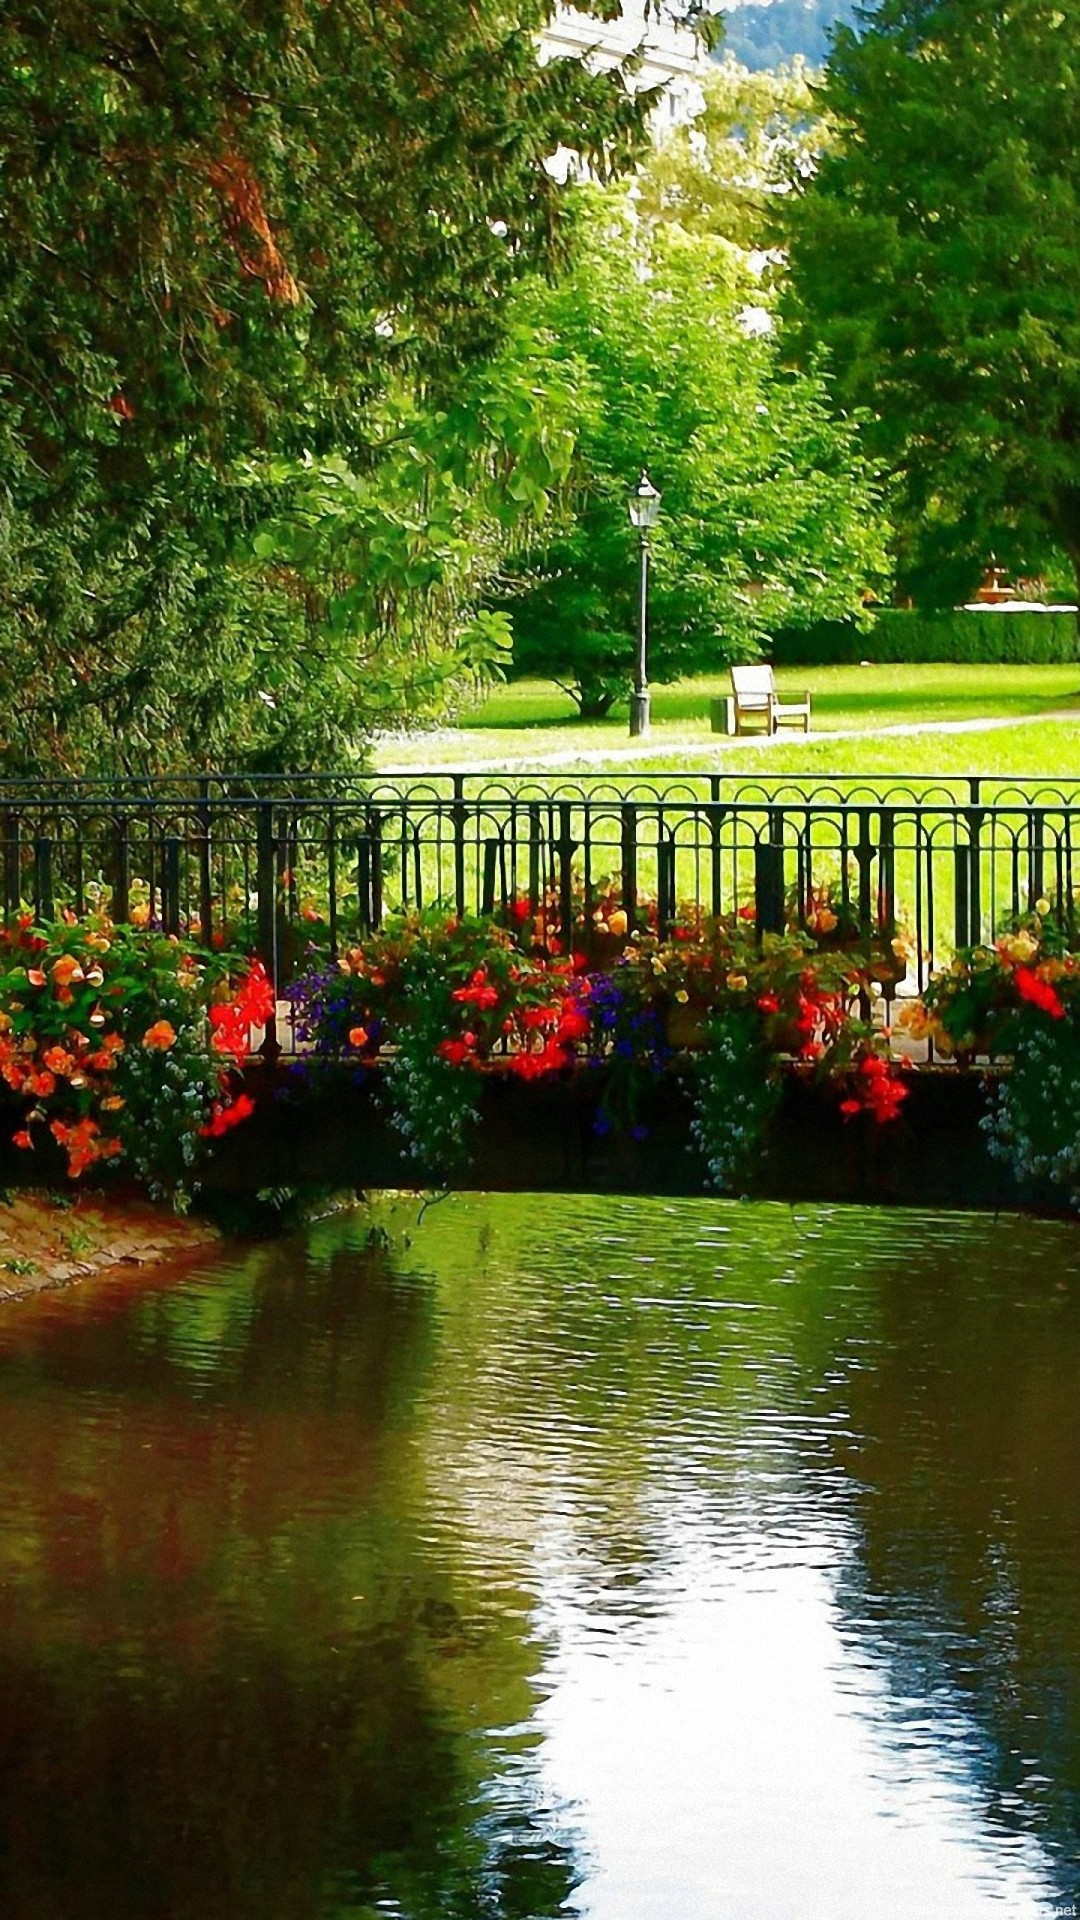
[534,1546,1060,1919]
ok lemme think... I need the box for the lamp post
[627,470,661,738]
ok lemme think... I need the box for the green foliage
[689,1007,783,1193]
[497,193,890,715]
[635,59,825,251]
[0,918,260,1201]
[921,920,1080,1200]
[0,0,658,773]
[784,0,1080,608]
[772,608,1080,666]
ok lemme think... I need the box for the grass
[374,663,1080,778]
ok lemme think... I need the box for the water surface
[0,1197,1078,1919]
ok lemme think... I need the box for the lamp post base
[629,690,651,738]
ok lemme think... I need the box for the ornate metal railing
[2,773,1079,1001]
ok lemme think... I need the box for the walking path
[376,706,1080,775]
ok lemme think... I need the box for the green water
[0,1197,1078,1919]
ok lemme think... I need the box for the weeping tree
[0,0,679,771]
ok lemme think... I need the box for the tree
[496,193,889,716]
[634,58,824,253]
[783,0,1080,610]
[0,0,662,771]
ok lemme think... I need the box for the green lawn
[374,663,1080,777]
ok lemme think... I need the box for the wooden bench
[729,665,811,736]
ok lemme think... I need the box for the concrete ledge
[196,1064,1055,1215]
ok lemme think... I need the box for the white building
[540,2,706,130]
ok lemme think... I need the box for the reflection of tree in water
[817,1225,1080,1902]
[0,1234,583,1920]
[5,1195,1080,1914]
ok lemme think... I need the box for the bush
[0,918,270,1202]
[771,608,1079,666]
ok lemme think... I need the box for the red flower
[1014,967,1066,1020]
[239,961,276,1028]
[522,1005,559,1031]
[438,1035,476,1066]
[757,993,780,1015]
[452,969,500,1011]
[201,1092,257,1138]
[12,1130,33,1150]
[557,1006,591,1042]
[842,1054,910,1125]
[510,1038,570,1080]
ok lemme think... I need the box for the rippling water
[0,1197,1078,1918]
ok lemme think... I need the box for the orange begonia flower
[142,1020,177,1051]
[51,956,85,987]
[42,1047,76,1076]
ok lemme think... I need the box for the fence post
[162,836,182,937]
[1028,808,1045,913]
[34,836,54,922]
[954,801,984,948]
[198,778,214,947]
[255,802,280,1062]
[877,808,896,939]
[621,803,638,931]
[326,812,338,959]
[527,804,542,915]
[452,775,467,918]
[754,810,786,935]
[357,835,372,933]
[3,814,20,917]
[708,802,726,920]
[481,838,499,918]
[657,834,676,938]
[370,811,384,928]
[557,802,576,950]
[112,818,130,925]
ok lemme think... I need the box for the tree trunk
[575,682,617,721]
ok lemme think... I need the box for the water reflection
[0,1199,1076,1916]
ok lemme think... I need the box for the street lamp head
[628,470,662,532]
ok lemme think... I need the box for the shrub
[0,917,269,1203]
[916,914,1080,1201]
[771,608,1079,666]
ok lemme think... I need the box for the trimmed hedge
[771,608,1080,666]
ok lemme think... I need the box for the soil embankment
[0,1191,218,1300]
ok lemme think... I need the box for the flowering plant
[919,915,1080,1198]
[287,912,592,1176]
[287,911,905,1187]
[0,916,270,1202]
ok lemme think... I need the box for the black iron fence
[2,772,1079,997]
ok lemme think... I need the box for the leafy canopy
[0,0,658,770]
[783,0,1080,608]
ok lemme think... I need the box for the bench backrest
[730,664,776,708]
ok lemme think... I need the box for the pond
[0,1197,1078,1919]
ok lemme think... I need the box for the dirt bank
[0,1190,219,1300]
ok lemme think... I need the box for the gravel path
[376,706,1080,775]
